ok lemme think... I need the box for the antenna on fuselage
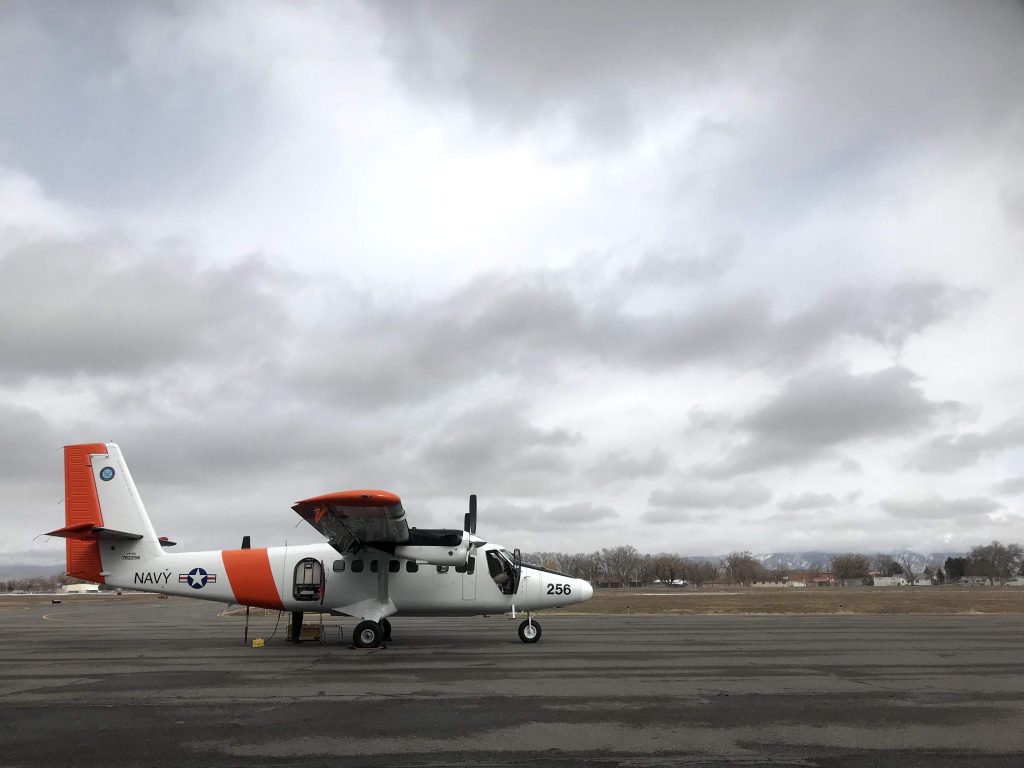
[241,535,251,549]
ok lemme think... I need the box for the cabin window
[351,559,364,573]
[406,561,419,573]
[293,558,324,602]
[332,560,345,572]
[370,560,379,573]
[389,560,400,573]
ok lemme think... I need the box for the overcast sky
[3,1,1024,566]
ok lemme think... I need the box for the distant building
[785,571,835,586]
[873,575,907,587]
[61,583,100,594]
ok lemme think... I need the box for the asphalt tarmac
[1,596,1023,767]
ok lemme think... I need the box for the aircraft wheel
[380,618,392,641]
[353,620,383,648]
[518,618,542,643]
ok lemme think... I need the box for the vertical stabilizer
[59,443,164,583]
[91,443,162,552]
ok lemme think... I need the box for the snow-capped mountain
[752,551,965,571]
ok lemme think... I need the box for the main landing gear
[518,617,541,643]
[352,618,392,648]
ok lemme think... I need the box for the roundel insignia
[182,567,216,589]
[99,467,115,481]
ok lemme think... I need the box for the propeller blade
[467,494,477,535]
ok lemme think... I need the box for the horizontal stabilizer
[46,523,143,542]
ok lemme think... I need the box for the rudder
[63,443,108,583]
[54,443,164,583]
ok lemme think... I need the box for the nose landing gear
[518,617,541,643]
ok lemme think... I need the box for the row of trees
[3,573,84,592]
[524,541,1024,587]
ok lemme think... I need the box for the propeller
[463,494,477,535]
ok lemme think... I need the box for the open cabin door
[293,557,325,604]
[485,548,520,596]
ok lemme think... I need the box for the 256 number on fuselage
[547,583,572,595]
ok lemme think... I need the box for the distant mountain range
[751,551,966,571]
[0,563,64,580]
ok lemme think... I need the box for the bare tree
[830,553,870,586]
[651,553,686,585]
[896,553,918,585]
[724,551,763,585]
[682,559,716,587]
[578,552,604,583]
[969,541,1023,585]
[634,553,655,586]
[601,545,640,587]
[873,554,902,577]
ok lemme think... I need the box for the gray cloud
[296,271,969,410]
[0,3,275,206]
[879,496,1002,520]
[545,502,618,525]
[618,246,735,286]
[418,402,580,496]
[1002,185,1024,230]
[639,509,695,525]
[777,492,840,511]
[586,449,670,487]
[647,480,771,511]
[0,237,294,382]
[0,403,64,481]
[906,418,1024,473]
[992,476,1024,496]
[373,1,1024,151]
[705,367,961,477]
[476,499,618,532]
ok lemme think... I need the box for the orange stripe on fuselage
[222,548,284,610]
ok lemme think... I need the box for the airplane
[45,443,594,647]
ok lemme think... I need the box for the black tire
[353,620,383,648]
[380,618,392,641]
[518,618,542,643]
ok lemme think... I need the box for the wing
[292,490,409,553]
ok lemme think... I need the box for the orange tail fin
[63,443,108,583]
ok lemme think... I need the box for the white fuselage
[103,538,592,619]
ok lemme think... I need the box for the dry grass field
[554,585,1024,615]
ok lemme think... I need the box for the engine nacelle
[394,531,471,566]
